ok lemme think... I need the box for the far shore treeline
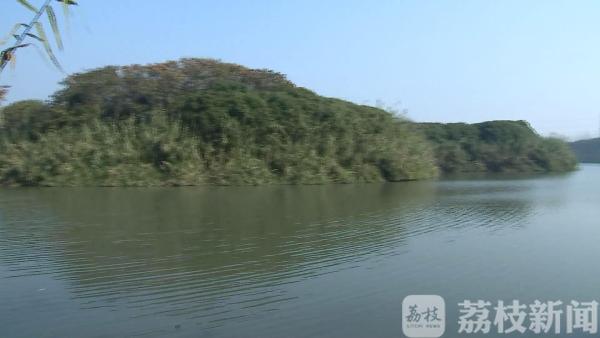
[570,138,600,163]
[0,59,577,186]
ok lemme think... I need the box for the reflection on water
[1,166,598,337]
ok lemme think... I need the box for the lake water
[1,165,599,338]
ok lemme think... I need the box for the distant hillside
[417,121,578,174]
[0,59,578,186]
[0,59,438,186]
[570,138,600,163]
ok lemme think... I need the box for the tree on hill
[418,121,577,173]
[0,86,7,103]
[0,59,439,186]
[0,58,578,186]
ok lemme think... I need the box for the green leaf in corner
[16,0,39,13]
[34,22,63,72]
[46,6,63,50]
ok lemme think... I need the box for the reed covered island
[0,59,577,186]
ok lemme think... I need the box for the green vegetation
[0,59,578,186]
[570,138,600,163]
[417,121,578,174]
[0,59,439,186]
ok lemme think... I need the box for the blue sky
[1,0,600,139]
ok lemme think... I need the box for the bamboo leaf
[63,3,70,20]
[35,22,63,72]
[46,6,63,50]
[0,24,22,46]
[56,0,78,7]
[0,44,31,71]
[56,0,78,19]
[26,33,45,42]
[16,0,38,13]
[2,44,31,54]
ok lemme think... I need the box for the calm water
[1,165,599,338]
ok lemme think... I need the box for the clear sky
[1,0,600,140]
